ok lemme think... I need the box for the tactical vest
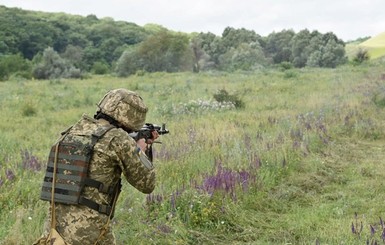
[40,124,121,217]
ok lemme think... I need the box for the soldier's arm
[112,133,155,194]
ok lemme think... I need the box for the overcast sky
[0,0,384,41]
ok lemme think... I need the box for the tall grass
[1,64,385,244]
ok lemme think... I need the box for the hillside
[359,31,385,59]
[0,5,349,81]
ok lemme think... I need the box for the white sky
[0,0,384,41]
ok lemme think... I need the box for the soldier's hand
[146,131,159,144]
[136,138,148,152]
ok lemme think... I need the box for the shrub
[91,61,110,75]
[0,54,32,81]
[213,89,245,109]
[353,48,370,64]
[279,61,293,70]
[32,47,81,79]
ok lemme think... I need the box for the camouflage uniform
[35,89,155,245]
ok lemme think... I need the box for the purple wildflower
[197,158,255,200]
[21,149,41,172]
[351,222,356,234]
[170,187,185,212]
[370,224,376,236]
[0,177,3,187]
[6,169,15,181]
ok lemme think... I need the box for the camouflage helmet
[97,89,148,131]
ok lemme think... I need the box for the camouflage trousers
[34,204,116,245]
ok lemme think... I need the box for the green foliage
[218,42,267,71]
[353,48,370,64]
[0,54,32,81]
[0,5,352,77]
[61,45,84,69]
[115,47,141,76]
[265,29,295,63]
[138,31,192,73]
[278,61,294,70]
[213,89,245,109]
[289,30,347,68]
[221,27,261,50]
[91,61,110,75]
[33,47,81,79]
[116,31,193,76]
[0,6,149,73]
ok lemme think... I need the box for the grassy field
[1,63,385,244]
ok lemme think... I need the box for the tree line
[0,5,349,80]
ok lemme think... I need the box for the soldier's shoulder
[107,127,136,144]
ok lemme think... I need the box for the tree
[137,31,192,72]
[320,38,346,68]
[33,47,81,79]
[305,34,324,67]
[115,47,142,76]
[265,29,295,64]
[61,45,84,69]
[0,54,32,80]
[219,42,268,71]
[221,27,260,50]
[291,29,312,67]
[196,32,224,68]
[190,35,213,72]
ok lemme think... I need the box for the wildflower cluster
[157,99,235,116]
[0,149,42,188]
[21,149,42,172]
[0,168,16,188]
[145,157,257,228]
[351,213,385,244]
[197,158,256,200]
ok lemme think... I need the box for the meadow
[1,63,385,244]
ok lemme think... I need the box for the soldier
[34,88,158,245]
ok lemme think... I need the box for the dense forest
[0,5,350,80]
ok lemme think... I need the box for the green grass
[359,32,385,60]
[1,64,385,244]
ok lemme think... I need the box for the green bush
[353,48,370,64]
[0,54,32,81]
[91,61,110,75]
[279,61,293,70]
[213,89,245,109]
[32,47,81,79]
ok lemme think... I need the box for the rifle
[129,123,169,162]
